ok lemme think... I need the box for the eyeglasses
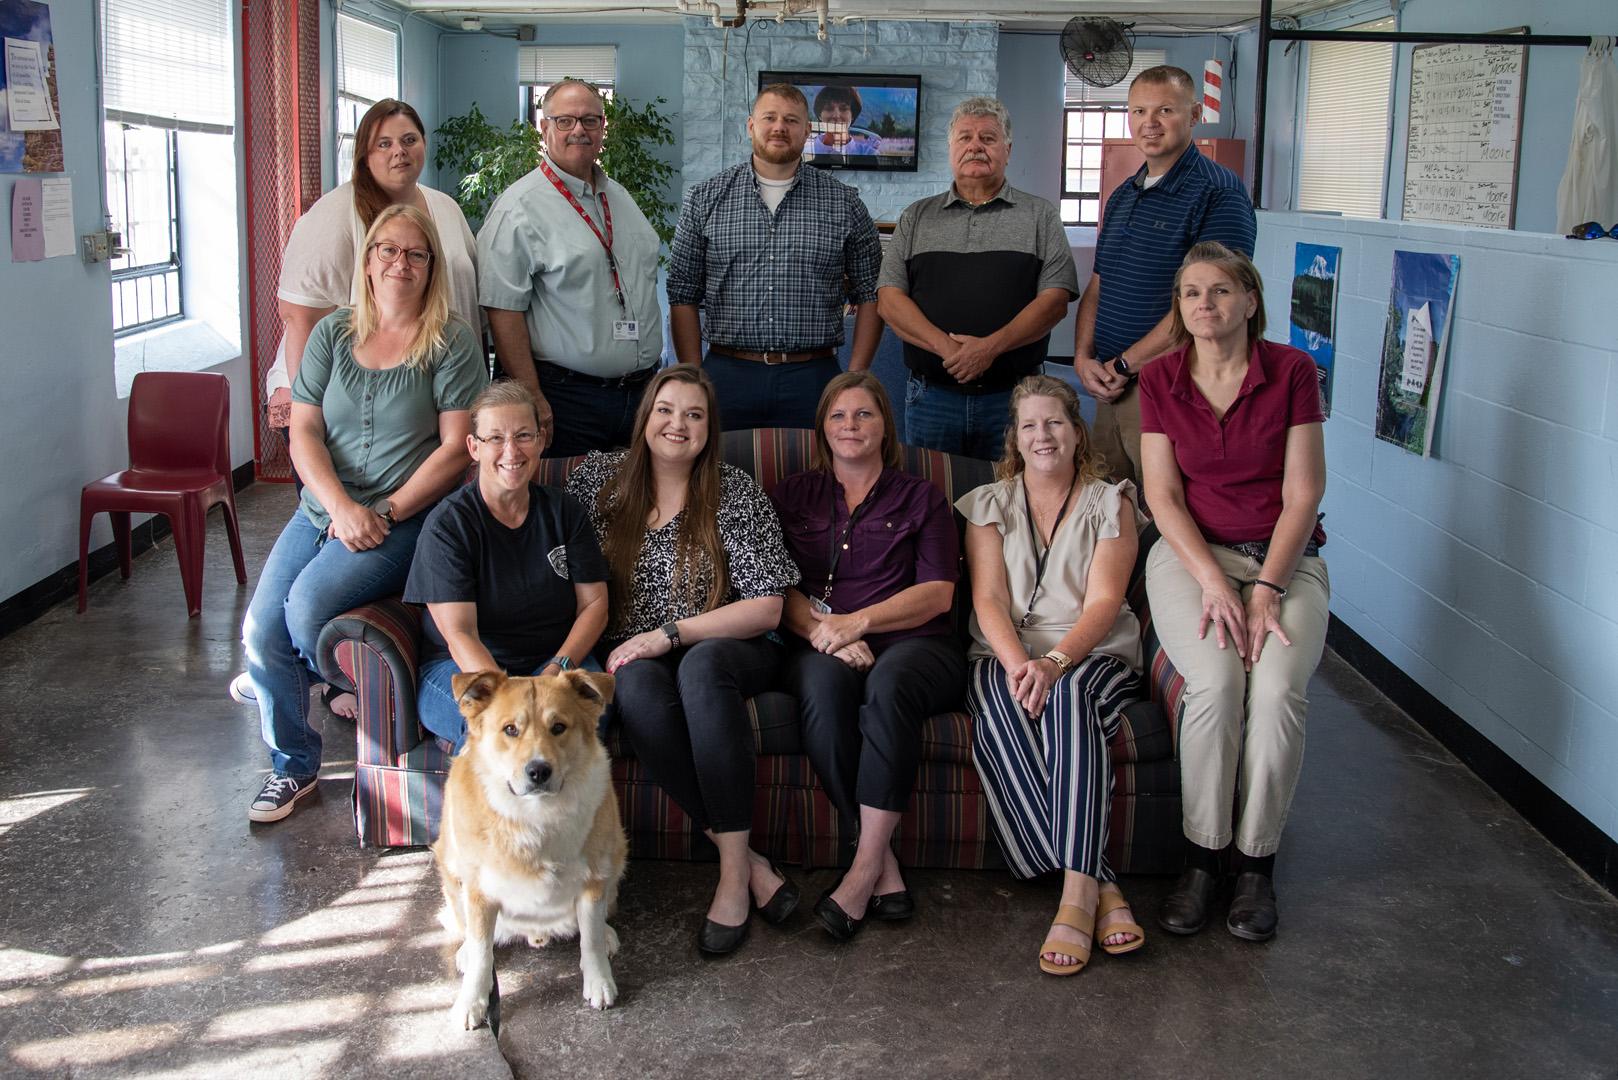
[370,242,433,268]
[547,114,605,132]
[472,431,538,450]
[1567,221,1618,240]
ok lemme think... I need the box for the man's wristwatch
[376,499,396,525]
[660,621,682,648]
[1041,649,1073,674]
[1109,355,1138,383]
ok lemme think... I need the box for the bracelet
[542,655,573,672]
[1254,579,1288,598]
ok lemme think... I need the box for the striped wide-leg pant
[967,653,1142,881]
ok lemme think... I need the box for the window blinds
[100,0,233,132]
[338,13,399,106]
[1297,18,1396,218]
[1063,49,1167,106]
[518,45,618,86]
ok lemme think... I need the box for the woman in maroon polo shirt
[1139,241,1329,944]
[772,372,966,942]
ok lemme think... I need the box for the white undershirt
[756,173,797,212]
[1141,173,1164,190]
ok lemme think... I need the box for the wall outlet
[81,230,125,263]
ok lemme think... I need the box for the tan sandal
[1038,903,1094,976]
[1097,886,1146,955]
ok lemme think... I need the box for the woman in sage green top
[242,204,487,825]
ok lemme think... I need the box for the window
[106,123,181,334]
[1060,49,1166,225]
[100,0,232,335]
[1297,17,1396,217]
[337,13,400,182]
[519,45,618,127]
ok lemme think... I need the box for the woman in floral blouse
[567,366,801,957]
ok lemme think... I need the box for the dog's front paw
[448,990,489,1030]
[581,967,617,1010]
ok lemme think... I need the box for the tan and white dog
[433,669,627,1029]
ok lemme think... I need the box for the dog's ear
[564,669,615,707]
[452,671,506,721]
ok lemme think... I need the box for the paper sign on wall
[40,174,70,256]
[11,175,41,260]
[3,36,55,130]
[1400,302,1433,394]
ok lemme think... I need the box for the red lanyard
[538,156,626,313]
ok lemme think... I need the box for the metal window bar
[109,124,183,336]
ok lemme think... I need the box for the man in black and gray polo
[669,82,883,430]
[877,96,1078,460]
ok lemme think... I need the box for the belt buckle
[763,350,787,365]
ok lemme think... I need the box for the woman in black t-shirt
[403,381,609,749]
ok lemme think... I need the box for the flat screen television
[757,70,920,172]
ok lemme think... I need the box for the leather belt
[709,347,837,366]
[536,360,656,388]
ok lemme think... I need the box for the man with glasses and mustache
[668,82,883,431]
[478,78,664,457]
[878,97,1078,460]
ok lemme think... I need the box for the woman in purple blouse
[772,372,966,941]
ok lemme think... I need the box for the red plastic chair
[78,371,247,618]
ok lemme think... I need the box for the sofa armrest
[315,598,426,766]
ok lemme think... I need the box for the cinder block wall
[1252,211,1618,843]
[680,20,998,222]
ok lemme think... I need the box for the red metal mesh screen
[243,0,321,481]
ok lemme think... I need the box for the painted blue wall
[0,1,254,602]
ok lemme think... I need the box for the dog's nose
[526,759,553,787]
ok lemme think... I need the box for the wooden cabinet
[1098,138,1246,228]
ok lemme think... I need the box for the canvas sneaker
[229,673,256,704]
[248,773,318,823]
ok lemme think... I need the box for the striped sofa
[317,429,1189,874]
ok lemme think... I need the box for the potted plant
[434,95,677,248]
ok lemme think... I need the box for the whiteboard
[1402,38,1527,229]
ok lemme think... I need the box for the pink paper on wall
[11,175,43,260]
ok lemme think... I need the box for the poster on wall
[1376,250,1461,457]
[0,0,62,173]
[1289,242,1340,416]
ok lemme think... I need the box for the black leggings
[609,636,783,834]
[780,635,966,824]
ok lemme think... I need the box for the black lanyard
[1019,474,1077,629]
[820,476,882,606]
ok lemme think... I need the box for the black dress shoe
[1158,867,1220,935]
[697,913,751,956]
[868,888,914,921]
[756,862,801,925]
[813,871,868,941]
[1226,872,1279,942]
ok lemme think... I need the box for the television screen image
[757,70,920,172]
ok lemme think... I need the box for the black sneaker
[248,773,318,823]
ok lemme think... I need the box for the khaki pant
[1092,385,1142,488]
[1144,539,1330,856]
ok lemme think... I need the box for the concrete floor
[2,482,1616,1079]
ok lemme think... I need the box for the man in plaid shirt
[669,83,884,431]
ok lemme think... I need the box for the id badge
[810,597,833,615]
[613,319,640,341]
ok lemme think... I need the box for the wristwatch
[376,499,396,525]
[660,621,682,648]
[543,655,573,672]
[1041,649,1073,674]
[1109,355,1138,383]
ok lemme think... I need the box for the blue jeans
[903,375,1014,461]
[243,510,424,778]
[538,363,652,458]
[705,351,841,431]
[419,654,605,751]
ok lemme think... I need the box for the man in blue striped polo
[1074,65,1257,486]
